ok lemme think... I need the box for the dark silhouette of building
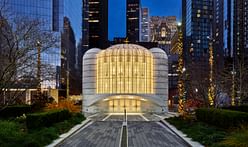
[213,0,225,72]
[61,17,81,95]
[126,0,140,43]
[182,0,214,98]
[83,0,108,51]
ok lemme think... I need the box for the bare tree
[235,59,248,104]
[0,1,59,107]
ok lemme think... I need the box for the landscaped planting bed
[167,108,248,147]
[222,105,248,113]
[26,109,71,129]
[0,105,32,118]
[196,108,248,129]
[0,110,85,147]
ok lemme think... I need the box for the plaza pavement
[57,114,191,147]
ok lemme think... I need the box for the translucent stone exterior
[82,44,168,116]
[96,44,154,94]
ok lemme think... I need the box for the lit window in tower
[96,48,154,94]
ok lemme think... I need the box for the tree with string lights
[177,22,185,114]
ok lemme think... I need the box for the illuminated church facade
[82,44,168,116]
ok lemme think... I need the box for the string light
[177,25,185,113]
[208,39,214,106]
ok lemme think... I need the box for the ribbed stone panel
[150,48,168,111]
[82,45,169,115]
[82,48,100,111]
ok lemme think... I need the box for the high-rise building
[150,16,177,52]
[213,0,248,63]
[165,16,178,38]
[182,0,214,97]
[4,0,82,96]
[83,0,108,50]
[61,17,81,95]
[213,0,225,71]
[183,0,213,62]
[140,7,150,42]
[126,0,140,43]
[223,0,233,58]
[233,0,248,64]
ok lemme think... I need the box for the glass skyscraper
[4,0,82,92]
[214,0,248,63]
[183,0,213,60]
[182,0,214,97]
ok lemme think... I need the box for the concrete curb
[46,118,91,147]
[161,119,204,147]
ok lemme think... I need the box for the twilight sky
[108,0,182,40]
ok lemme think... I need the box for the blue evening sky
[108,0,182,40]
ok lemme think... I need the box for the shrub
[0,105,31,118]
[0,113,85,147]
[166,117,227,146]
[196,108,248,129]
[222,105,248,113]
[218,125,248,147]
[0,120,27,146]
[45,100,81,113]
[26,109,71,129]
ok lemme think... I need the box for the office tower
[213,0,225,71]
[126,0,140,43]
[83,0,108,50]
[82,0,89,52]
[233,0,248,64]
[140,7,150,42]
[213,0,248,63]
[182,0,214,98]
[183,0,213,61]
[4,0,82,96]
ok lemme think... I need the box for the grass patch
[217,126,248,147]
[166,116,227,146]
[167,116,248,147]
[0,112,85,147]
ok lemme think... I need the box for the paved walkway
[105,115,145,121]
[128,122,188,147]
[58,121,122,147]
[57,114,189,147]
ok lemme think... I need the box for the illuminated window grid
[96,48,154,94]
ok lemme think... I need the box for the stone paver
[128,121,189,147]
[57,115,190,147]
[142,113,161,121]
[88,113,108,121]
[58,121,122,147]
[106,115,145,121]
